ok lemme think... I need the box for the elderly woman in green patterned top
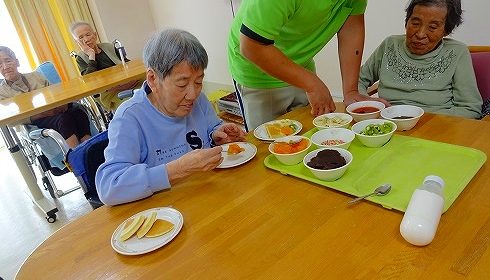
[358,0,482,119]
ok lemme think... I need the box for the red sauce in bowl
[352,106,379,114]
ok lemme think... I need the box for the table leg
[1,126,58,221]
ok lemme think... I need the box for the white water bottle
[114,39,127,66]
[400,175,445,246]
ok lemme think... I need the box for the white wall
[148,0,235,86]
[88,0,157,59]
[97,0,490,97]
[316,1,406,97]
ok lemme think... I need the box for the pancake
[145,219,174,238]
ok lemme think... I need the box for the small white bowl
[381,105,424,131]
[310,128,355,150]
[303,148,353,181]
[351,119,397,147]
[346,101,385,122]
[312,113,353,130]
[269,135,311,165]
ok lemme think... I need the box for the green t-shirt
[227,0,367,89]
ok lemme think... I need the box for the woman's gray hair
[143,29,208,79]
[69,21,93,36]
[0,46,17,59]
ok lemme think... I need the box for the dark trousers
[32,104,91,140]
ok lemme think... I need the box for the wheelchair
[15,102,102,202]
[11,61,111,216]
[24,127,108,210]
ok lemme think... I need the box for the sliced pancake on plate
[145,219,175,238]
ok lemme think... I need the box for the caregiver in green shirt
[358,0,482,119]
[228,0,380,131]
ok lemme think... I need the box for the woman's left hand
[212,123,246,145]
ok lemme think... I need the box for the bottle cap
[424,175,445,188]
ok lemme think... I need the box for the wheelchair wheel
[46,214,56,223]
[42,176,56,199]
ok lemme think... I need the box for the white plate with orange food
[111,207,183,255]
[253,119,302,141]
[217,142,257,168]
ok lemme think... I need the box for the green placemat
[264,128,487,212]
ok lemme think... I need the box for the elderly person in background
[96,29,246,206]
[70,21,140,111]
[0,46,91,148]
[358,0,482,119]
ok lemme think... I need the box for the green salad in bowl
[360,122,394,136]
[351,119,397,147]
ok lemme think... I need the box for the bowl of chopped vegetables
[310,128,355,150]
[312,113,353,130]
[269,135,312,165]
[351,119,397,147]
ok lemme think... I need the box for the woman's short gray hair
[69,21,92,36]
[0,46,17,59]
[143,29,208,79]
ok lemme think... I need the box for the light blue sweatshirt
[95,83,223,205]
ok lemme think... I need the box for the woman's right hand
[166,146,224,182]
[77,40,96,60]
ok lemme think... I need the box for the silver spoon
[348,184,392,204]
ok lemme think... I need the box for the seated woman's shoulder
[384,34,404,43]
[381,35,405,48]
[388,34,404,40]
[112,90,146,117]
[443,38,468,49]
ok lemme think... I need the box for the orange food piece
[266,122,296,138]
[280,126,294,136]
[227,143,245,155]
[294,139,309,151]
[273,139,309,154]
[273,142,293,154]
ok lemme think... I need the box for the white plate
[253,119,302,141]
[111,207,183,255]
[217,142,257,168]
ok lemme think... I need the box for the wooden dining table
[16,105,490,279]
[0,60,146,126]
[0,60,146,222]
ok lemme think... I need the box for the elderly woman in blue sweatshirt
[96,29,246,205]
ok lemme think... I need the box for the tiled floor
[0,140,92,280]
